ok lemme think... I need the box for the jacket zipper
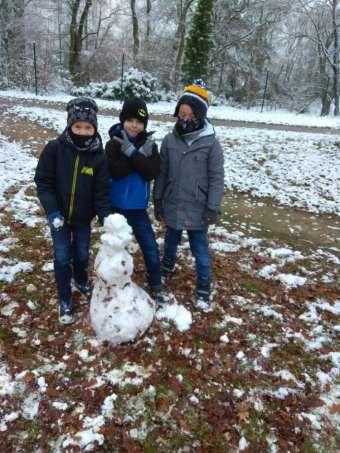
[68,153,80,222]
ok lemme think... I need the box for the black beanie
[119,98,149,128]
[66,97,98,131]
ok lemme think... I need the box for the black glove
[202,208,218,226]
[154,199,164,221]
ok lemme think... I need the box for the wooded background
[0,0,339,115]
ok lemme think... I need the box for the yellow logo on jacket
[81,166,94,176]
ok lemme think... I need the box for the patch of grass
[25,420,41,440]
[243,413,265,443]
[141,439,158,453]
[242,279,261,294]
[38,329,52,338]
[0,327,9,339]
[3,183,22,200]
[154,383,169,398]
[301,437,318,453]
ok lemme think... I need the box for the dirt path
[220,193,339,255]
[1,94,339,136]
[0,98,55,155]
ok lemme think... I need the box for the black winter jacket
[105,124,160,182]
[34,130,111,225]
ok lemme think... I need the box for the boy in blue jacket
[35,97,111,324]
[105,98,163,303]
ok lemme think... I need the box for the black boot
[195,279,211,310]
[160,260,174,284]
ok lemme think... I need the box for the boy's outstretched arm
[34,142,60,215]
[207,140,225,212]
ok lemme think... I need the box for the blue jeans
[112,208,161,290]
[163,227,211,284]
[51,223,91,302]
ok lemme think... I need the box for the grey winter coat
[153,121,224,230]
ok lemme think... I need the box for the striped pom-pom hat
[174,79,209,121]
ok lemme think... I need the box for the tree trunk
[146,0,151,43]
[171,0,194,90]
[68,0,92,86]
[332,0,339,115]
[318,40,331,116]
[0,0,26,86]
[130,0,139,64]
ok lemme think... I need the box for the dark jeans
[163,226,211,284]
[51,223,91,302]
[112,208,161,290]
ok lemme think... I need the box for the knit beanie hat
[174,79,209,121]
[66,97,98,131]
[119,98,149,128]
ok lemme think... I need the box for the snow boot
[195,280,211,311]
[160,260,174,284]
[73,280,93,298]
[58,300,74,325]
[150,285,167,307]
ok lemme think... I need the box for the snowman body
[90,214,155,345]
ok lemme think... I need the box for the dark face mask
[176,117,201,135]
[68,128,95,149]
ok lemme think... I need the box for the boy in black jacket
[35,97,111,324]
[105,98,164,304]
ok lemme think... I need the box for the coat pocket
[164,179,173,199]
[196,180,208,203]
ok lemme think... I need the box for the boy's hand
[47,211,65,231]
[138,140,153,157]
[113,130,136,157]
[202,208,218,226]
[154,199,164,221]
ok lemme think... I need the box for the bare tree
[68,0,93,85]
[0,0,27,85]
[146,0,152,43]
[331,0,339,115]
[130,0,139,63]
[171,0,195,90]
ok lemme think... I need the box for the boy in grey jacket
[153,80,224,309]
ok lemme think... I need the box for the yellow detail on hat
[138,108,147,117]
[184,84,209,104]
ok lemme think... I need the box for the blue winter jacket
[105,123,160,210]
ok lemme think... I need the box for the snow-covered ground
[0,99,339,450]
[9,104,340,215]
[1,88,340,129]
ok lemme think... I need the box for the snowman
[90,213,155,345]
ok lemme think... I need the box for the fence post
[261,70,269,113]
[33,42,38,96]
[120,53,125,99]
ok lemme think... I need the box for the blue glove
[113,130,136,157]
[47,211,65,231]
